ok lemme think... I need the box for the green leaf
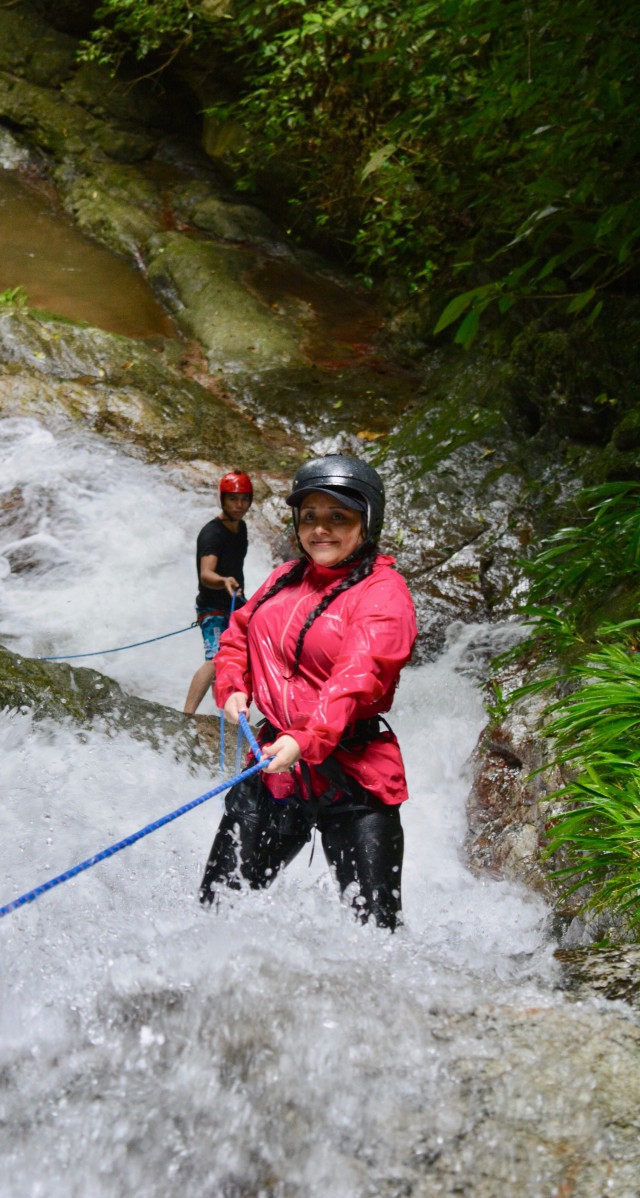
[433,285,492,335]
[618,230,640,264]
[361,143,397,182]
[584,300,603,327]
[498,295,514,314]
[566,288,596,314]
[454,307,480,347]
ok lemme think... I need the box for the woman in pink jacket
[199,453,417,929]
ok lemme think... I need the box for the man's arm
[199,554,241,596]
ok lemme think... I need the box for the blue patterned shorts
[197,612,228,661]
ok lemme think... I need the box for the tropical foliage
[542,646,640,927]
[510,482,640,930]
[79,0,212,70]
[81,0,640,343]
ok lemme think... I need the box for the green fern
[492,482,640,931]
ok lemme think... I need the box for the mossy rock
[507,312,640,445]
[145,233,308,372]
[0,309,302,469]
[0,643,228,771]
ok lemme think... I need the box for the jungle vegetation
[503,482,640,934]
[81,0,639,346]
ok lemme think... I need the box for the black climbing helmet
[286,453,385,542]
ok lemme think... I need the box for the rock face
[0,641,243,776]
[0,307,301,470]
[0,2,351,424]
[465,649,637,949]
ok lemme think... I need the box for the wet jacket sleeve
[287,574,417,764]
[213,563,290,708]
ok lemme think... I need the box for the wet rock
[61,62,178,130]
[0,73,155,162]
[507,318,640,446]
[0,7,76,86]
[0,4,167,159]
[611,406,640,453]
[465,653,636,946]
[145,232,308,372]
[0,641,258,780]
[54,160,163,256]
[170,180,278,243]
[388,1002,640,1198]
[0,643,217,767]
[378,361,538,644]
[555,944,640,1009]
[0,311,303,470]
[464,657,559,890]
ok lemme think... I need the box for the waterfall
[3,415,626,1198]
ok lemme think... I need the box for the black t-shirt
[196,516,248,615]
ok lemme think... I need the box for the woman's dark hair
[249,541,378,676]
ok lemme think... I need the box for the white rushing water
[0,416,565,1197]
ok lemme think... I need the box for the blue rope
[219,707,225,771]
[0,739,273,920]
[234,725,243,775]
[239,712,263,763]
[0,598,277,919]
[38,623,198,662]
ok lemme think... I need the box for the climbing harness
[254,714,392,822]
[38,622,198,662]
[0,714,269,920]
[236,713,393,881]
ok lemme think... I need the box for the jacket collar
[304,551,395,585]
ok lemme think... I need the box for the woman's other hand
[261,735,301,773]
[224,692,249,723]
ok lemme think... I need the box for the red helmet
[219,470,253,507]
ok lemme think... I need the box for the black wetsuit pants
[199,775,404,930]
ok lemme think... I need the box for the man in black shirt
[184,470,253,714]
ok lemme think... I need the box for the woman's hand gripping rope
[235,710,299,774]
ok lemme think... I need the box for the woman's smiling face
[298,491,365,567]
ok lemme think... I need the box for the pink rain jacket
[214,553,417,805]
